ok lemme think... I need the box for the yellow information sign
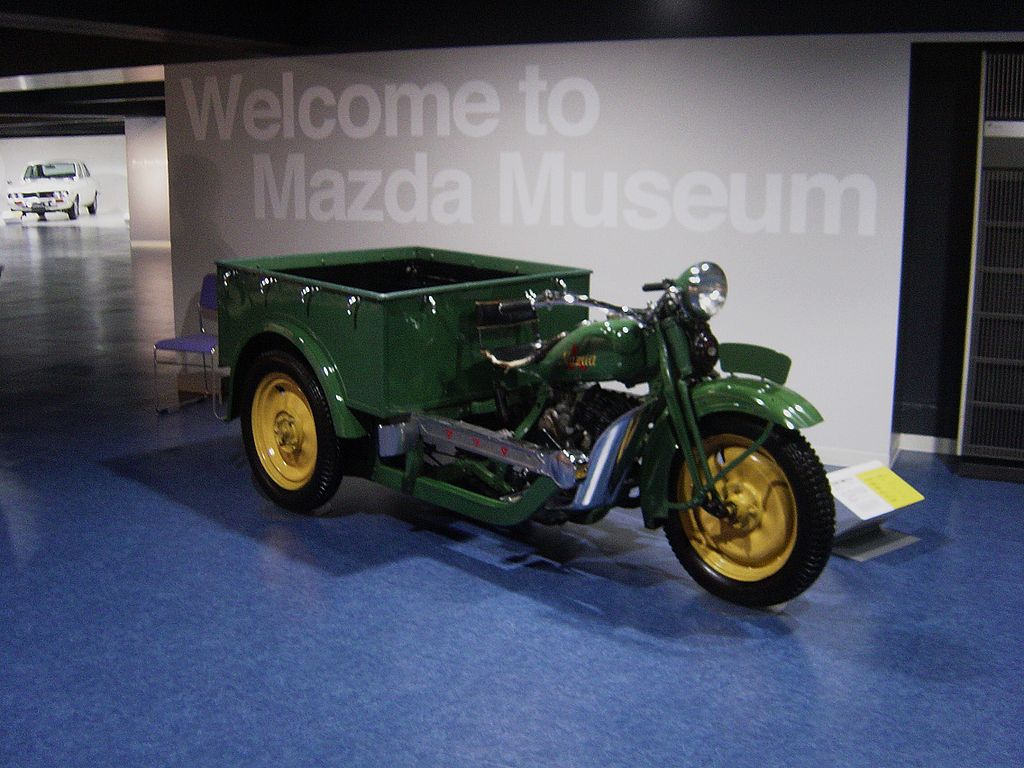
[827,460,925,522]
[855,466,925,510]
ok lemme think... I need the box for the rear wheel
[241,350,342,513]
[664,413,834,607]
[87,193,98,215]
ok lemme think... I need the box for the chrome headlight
[680,262,727,318]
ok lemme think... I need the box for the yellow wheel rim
[677,433,797,582]
[251,372,318,491]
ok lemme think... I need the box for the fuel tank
[534,317,651,385]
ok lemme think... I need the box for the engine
[536,385,641,455]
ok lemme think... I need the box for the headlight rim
[679,261,728,319]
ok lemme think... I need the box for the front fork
[657,321,770,518]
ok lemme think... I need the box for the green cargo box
[217,246,591,422]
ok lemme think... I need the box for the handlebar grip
[642,280,669,292]
[497,298,535,314]
[475,298,537,326]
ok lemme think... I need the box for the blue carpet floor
[1,222,1022,766]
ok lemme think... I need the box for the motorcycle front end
[635,262,836,607]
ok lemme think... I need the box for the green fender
[235,321,368,439]
[638,375,822,529]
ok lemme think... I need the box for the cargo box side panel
[305,290,388,417]
[380,272,591,415]
[255,279,389,419]
[217,267,388,422]
[382,293,475,413]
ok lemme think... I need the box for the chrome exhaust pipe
[378,416,583,490]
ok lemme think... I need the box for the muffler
[378,415,582,490]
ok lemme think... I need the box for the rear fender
[229,324,367,439]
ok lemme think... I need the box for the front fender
[638,375,822,529]
[691,375,823,431]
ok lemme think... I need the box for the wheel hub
[274,410,304,459]
[722,481,762,532]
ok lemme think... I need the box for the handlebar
[642,279,672,292]
[510,278,685,325]
[532,290,645,321]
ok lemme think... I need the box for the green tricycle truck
[215,246,834,607]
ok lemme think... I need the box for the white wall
[165,36,911,466]
[0,134,129,215]
[124,117,170,245]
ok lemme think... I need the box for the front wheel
[664,413,834,608]
[67,197,79,220]
[241,350,343,513]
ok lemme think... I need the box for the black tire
[664,413,834,608]
[87,194,98,215]
[67,197,79,220]
[240,350,343,513]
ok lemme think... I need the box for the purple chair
[153,273,219,413]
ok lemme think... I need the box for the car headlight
[679,262,727,318]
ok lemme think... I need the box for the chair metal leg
[154,350,213,414]
[211,366,227,420]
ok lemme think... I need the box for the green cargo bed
[217,246,591,422]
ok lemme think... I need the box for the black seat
[474,298,538,327]
[475,298,555,370]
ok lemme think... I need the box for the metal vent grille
[961,168,1024,461]
[985,53,1024,120]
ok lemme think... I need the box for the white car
[7,160,99,220]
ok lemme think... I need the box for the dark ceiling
[2,2,1024,138]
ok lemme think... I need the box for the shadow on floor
[102,434,798,642]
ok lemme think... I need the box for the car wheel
[67,197,79,220]
[87,193,98,215]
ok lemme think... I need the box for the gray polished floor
[1,220,1022,767]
